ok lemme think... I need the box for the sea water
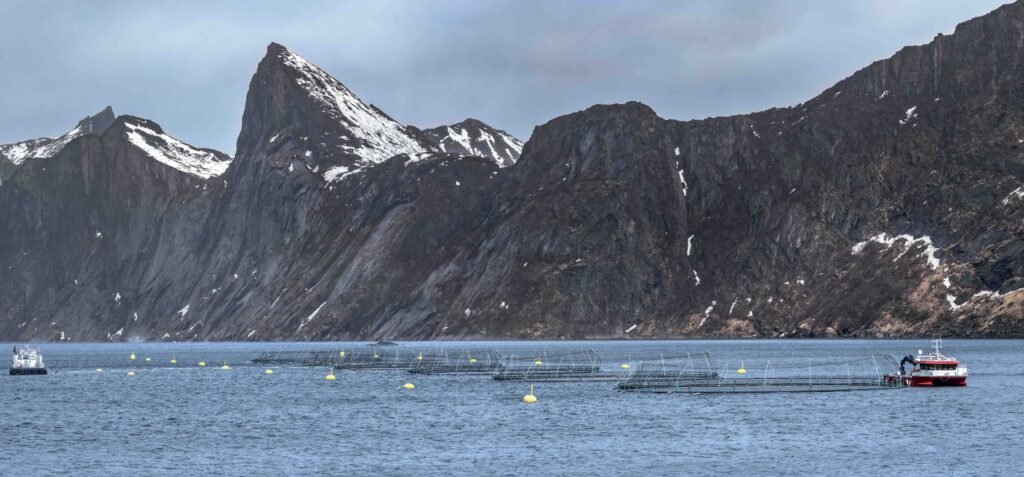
[1,339,1019,475]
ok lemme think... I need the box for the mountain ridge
[3,2,1024,341]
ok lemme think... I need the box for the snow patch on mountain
[323,165,362,183]
[277,48,424,164]
[124,121,230,178]
[1,107,115,166]
[422,119,523,167]
[297,301,327,331]
[0,125,86,165]
[851,233,940,270]
[1000,185,1024,206]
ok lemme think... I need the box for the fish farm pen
[249,348,429,368]
[246,345,908,395]
[251,350,339,366]
[493,349,622,381]
[617,353,904,393]
[407,349,503,375]
[333,347,448,370]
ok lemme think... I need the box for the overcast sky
[0,0,1010,155]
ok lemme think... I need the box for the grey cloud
[0,0,1009,155]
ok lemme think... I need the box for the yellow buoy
[417,353,423,362]
[264,369,274,374]
[534,358,543,365]
[523,384,537,403]
[127,371,136,376]
[221,362,231,370]
[372,354,379,359]
[737,361,747,375]
[95,368,103,372]
[469,357,478,364]
[403,383,415,389]
[339,351,345,358]
[198,361,207,367]
[130,352,136,361]
[620,363,631,369]
[325,371,336,381]
[144,357,152,363]
[170,357,177,364]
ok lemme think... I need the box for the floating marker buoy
[198,361,207,367]
[130,352,136,361]
[417,353,423,362]
[737,361,747,375]
[469,357,478,364]
[170,357,177,364]
[221,362,231,370]
[534,358,543,365]
[144,357,151,363]
[127,371,136,376]
[403,383,415,389]
[620,363,630,369]
[95,368,103,372]
[372,354,379,359]
[325,371,336,381]
[339,351,345,358]
[264,369,273,374]
[523,384,537,403]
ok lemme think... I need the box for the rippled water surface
[1,340,1019,475]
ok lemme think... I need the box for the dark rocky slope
[3,2,1024,341]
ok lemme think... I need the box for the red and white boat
[897,338,967,387]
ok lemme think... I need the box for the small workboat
[896,338,967,387]
[10,345,48,375]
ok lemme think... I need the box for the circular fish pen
[492,349,610,381]
[407,348,503,375]
[617,352,903,393]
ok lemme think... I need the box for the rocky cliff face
[3,2,1024,341]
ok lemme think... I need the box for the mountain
[3,2,1024,341]
[0,106,116,183]
[236,43,434,179]
[419,119,523,167]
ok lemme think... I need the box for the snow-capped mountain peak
[0,106,115,166]
[122,118,231,179]
[421,118,523,167]
[273,45,427,166]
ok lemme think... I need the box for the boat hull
[9,368,47,376]
[908,375,966,387]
